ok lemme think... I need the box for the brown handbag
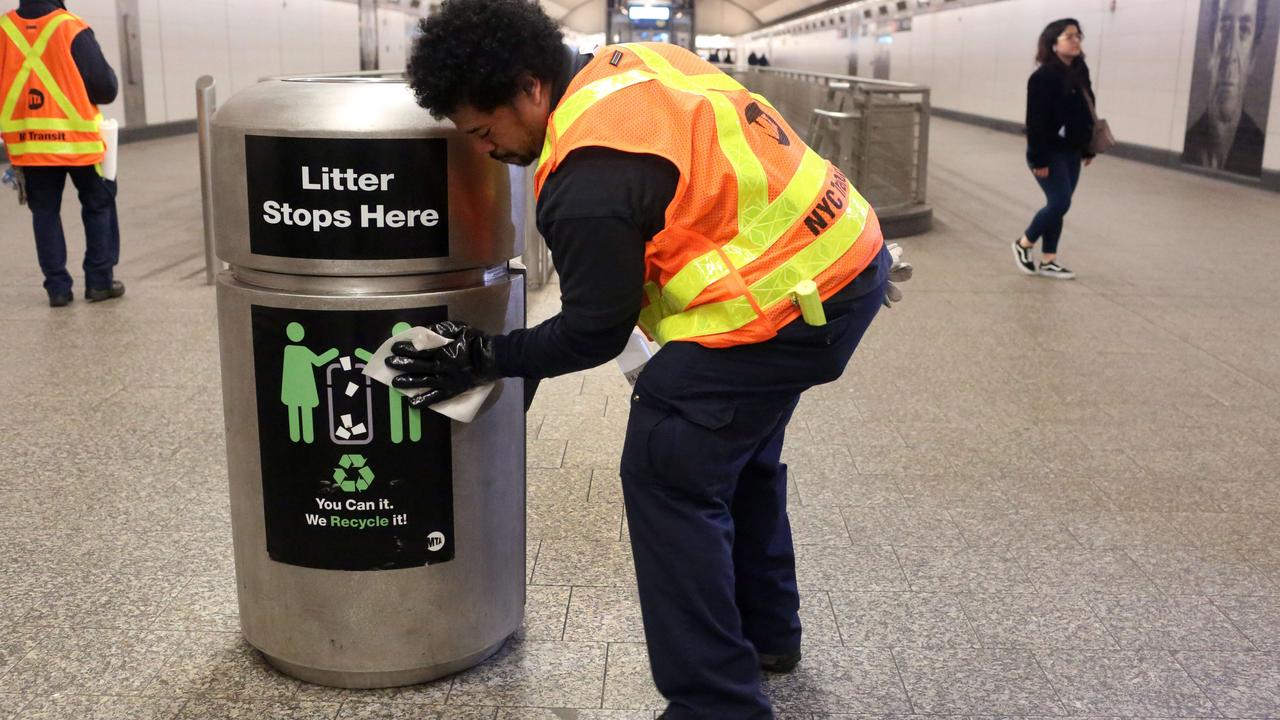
[1081,89,1116,155]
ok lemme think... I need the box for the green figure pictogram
[281,322,339,444]
[386,322,423,444]
[333,453,375,492]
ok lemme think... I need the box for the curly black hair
[406,0,566,119]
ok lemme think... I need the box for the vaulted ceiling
[538,0,836,37]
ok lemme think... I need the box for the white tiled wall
[742,0,1280,172]
[59,0,419,128]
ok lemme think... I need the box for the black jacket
[15,0,118,105]
[1181,111,1265,177]
[1025,58,1095,167]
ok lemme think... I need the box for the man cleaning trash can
[390,1,911,716]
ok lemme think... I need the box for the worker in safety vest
[391,1,908,716]
[1,0,121,307]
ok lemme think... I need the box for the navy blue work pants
[1024,149,1081,255]
[621,251,887,719]
[23,165,120,298]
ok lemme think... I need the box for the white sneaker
[1038,260,1076,279]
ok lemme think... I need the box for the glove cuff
[471,332,500,382]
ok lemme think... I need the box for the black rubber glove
[385,321,499,408]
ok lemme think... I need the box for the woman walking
[1013,18,1096,280]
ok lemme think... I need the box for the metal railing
[728,67,932,232]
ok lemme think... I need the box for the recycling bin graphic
[213,73,525,689]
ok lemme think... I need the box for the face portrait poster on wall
[1182,0,1278,177]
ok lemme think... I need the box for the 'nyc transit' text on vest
[803,168,850,237]
[260,165,441,233]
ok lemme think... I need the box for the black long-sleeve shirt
[1025,58,1094,167]
[16,0,118,105]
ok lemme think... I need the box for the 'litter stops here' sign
[245,135,449,260]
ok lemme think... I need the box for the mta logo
[744,102,790,147]
[26,88,44,110]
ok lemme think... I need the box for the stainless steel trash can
[212,74,525,688]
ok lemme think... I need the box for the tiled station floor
[1,118,1278,718]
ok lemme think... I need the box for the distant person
[0,0,122,307]
[724,51,733,64]
[758,54,770,67]
[708,49,721,63]
[1182,0,1266,176]
[748,51,759,66]
[1012,18,1095,280]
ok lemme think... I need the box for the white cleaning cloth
[362,326,494,423]
[100,119,119,181]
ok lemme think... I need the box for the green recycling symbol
[333,454,375,492]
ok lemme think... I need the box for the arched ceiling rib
[538,0,842,37]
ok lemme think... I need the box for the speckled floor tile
[587,468,626,504]
[996,476,1119,513]
[447,639,606,708]
[0,628,185,696]
[0,695,26,720]
[526,468,593,504]
[798,591,843,647]
[896,547,1035,593]
[1173,651,1280,718]
[521,585,571,641]
[793,473,906,508]
[763,646,910,714]
[949,509,1082,549]
[788,505,853,546]
[337,702,495,719]
[562,586,644,643]
[531,540,636,587]
[145,631,300,700]
[495,709,650,720]
[527,502,623,543]
[293,679,451,705]
[795,545,908,592]
[959,593,1116,649]
[0,627,40,675]
[151,575,241,632]
[1092,476,1227,512]
[1166,512,1280,549]
[830,591,978,648]
[893,648,1064,715]
[1063,511,1193,548]
[1018,547,1160,594]
[893,475,1008,510]
[172,699,340,719]
[1037,649,1219,716]
[600,642,664,711]
[1212,596,1280,650]
[1126,546,1279,596]
[840,506,964,547]
[19,695,186,719]
[527,438,567,469]
[1087,594,1253,650]
[16,573,188,629]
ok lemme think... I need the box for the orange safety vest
[534,43,884,348]
[0,8,104,167]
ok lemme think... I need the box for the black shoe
[85,280,126,302]
[1037,260,1076,280]
[759,649,801,673]
[48,293,73,308]
[1012,239,1036,275]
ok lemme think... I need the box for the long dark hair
[1036,18,1084,65]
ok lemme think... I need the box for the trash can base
[260,635,511,689]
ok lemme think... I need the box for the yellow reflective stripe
[637,282,664,335]
[6,140,104,155]
[0,13,93,135]
[2,116,97,131]
[654,194,872,345]
[685,71,747,93]
[660,148,828,312]
[542,69,656,169]
[624,44,769,226]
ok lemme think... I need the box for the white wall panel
[228,0,282,91]
[379,10,407,72]
[280,0,325,76]
[158,0,231,123]
[137,0,166,123]
[321,1,361,73]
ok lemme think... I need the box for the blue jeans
[620,246,888,719]
[23,165,120,297]
[1025,149,1081,255]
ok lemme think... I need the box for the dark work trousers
[1024,149,1082,255]
[621,253,888,720]
[23,165,120,298]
